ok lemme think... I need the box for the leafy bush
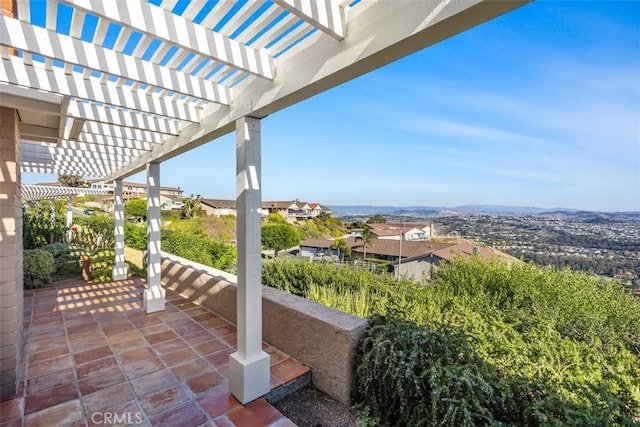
[161,229,236,273]
[40,242,71,270]
[71,216,114,253]
[23,249,55,289]
[23,202,67,249]
[263,257,640,425]
[124,222,147,250]
[356,315,495,426]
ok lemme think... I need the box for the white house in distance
[366,222,436,241]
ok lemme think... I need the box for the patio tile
[118,347,155,365]
[173,323,206,337]
[148,401,207,427]
[78,366,126,395]
[139,384,191,417]
[26,367,75,394]
[82,382,135,415]
[271,358,311,384]
[159,347,199,367]
[196,386,241,419]
[73,345,113,365]
[204,348,234,369]
[226,398,283,427]
[0,397,22,423]
[102,322,135,336]
[181,330,217,345]
[110,337,149,354]
[130,369,178,397]
[12,279,305,426]
[69,336,109,353]
[23,399,85,427]
[24,383,78,415]
[153,338,189,355]
[122,357,165,380]
[193,339,228,356]
[75,356,118,380]
[28,354,73,378]
[144,330,178,345]
[28,345,70,364]
[170,358,213,381]
[184,371,227,397]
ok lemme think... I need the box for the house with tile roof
[299,236,509,282]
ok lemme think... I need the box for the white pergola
[0,0,529,403]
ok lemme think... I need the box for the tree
[331,237,351,261]
[58,174,83,187]
[367,214,387,224]
[181,194,202,219]
[262,223,301,257]
[124,198,147,220]
[356,227,377,260]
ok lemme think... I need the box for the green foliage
[181,194,202,219]
[40,243,71,271]
[367,214,387,224]
[23,249,55,289]
[124,222,147,250]
[71,216,114,254]
[23,202,68,249]
[261,223,301,256]
[124,198,147,219]
[295,212,346,239]
[263,257,640,425]
[161,229,236,273]
[356,315,494,427]
[57,174,83,187]
[266,212,287,223]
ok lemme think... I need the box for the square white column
[144,162,165,313]
[229,116,270,404]
[112,179,128,281]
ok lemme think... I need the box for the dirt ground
[273,385,364,427]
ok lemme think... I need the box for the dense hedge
[124,222,147,251]
[262,257,640,426]
[161,229,236,273]
[23,249,55,289]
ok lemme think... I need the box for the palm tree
[356,228,377,261]
[331,237,348,261]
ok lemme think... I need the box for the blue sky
[24,1,640,212]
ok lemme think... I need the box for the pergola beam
[62,0,275,80]
[67,101,181,135]
[272,0,346,40]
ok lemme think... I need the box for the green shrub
[40,242,71,271]
[23,249,55,289]
[161,229,236,273]
[263,257,640,425]
[356,315,495,426]
[124,222,147,250]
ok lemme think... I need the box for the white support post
[229,116,270,404]
[112,179,128,281]
[65,196,73,242]
[144,162,165,313]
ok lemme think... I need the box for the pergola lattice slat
[62,0,275,80]
[0,15,229,105]
[22,184,108,202]
[0,56,201,123]
[272,0,345,40]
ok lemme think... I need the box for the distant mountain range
[327,204,640,221]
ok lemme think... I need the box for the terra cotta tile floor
[0,278,307,427]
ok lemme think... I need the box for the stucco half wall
[160,252,369,404]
